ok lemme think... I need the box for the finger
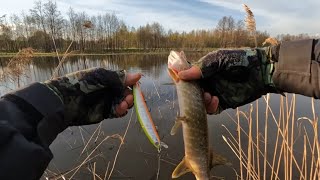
[211,96,219,112]
[124,88,132,97]
[116,101,129,116]
[204,92,212,106]
[178,66,202,80]
[124,94,134,108]
[125,73,142,86]
[119,111,128,117]
[206,96,219,114]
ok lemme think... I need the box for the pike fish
[167,51,228,180]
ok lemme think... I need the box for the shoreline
[0,49,214,58]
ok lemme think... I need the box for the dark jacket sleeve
[0,83,66,180]
[272,39,320,98]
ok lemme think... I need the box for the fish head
[167,51,190,82]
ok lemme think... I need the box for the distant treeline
[0,0,315,53]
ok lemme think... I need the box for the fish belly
[177,81,210,180]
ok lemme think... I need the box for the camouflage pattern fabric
[44,68,126,125]
[193,48,278,113]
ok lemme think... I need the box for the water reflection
[0,53,206,95]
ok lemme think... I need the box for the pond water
[0,54,319,180]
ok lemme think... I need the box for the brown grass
[230,6,319,178]
[223,94,320,180]
[262,37,279,46]
[44,110,134,180]
[0,47,34,86]
[43,86,168,179]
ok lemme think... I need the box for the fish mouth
[168,50,184,70]
[167,67,180,83]
[168,50,184,83]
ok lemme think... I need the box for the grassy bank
[0,52,167,57]
[0,48,216,58]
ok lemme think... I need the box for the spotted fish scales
[168,51,228,180]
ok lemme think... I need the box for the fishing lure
[133,83,168,150]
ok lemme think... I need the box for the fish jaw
[167,51,190,83]
[168,50,190,72]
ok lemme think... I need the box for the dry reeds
[226,6,319,178]
[262,37,279,46]
[0,47,34,84]
[223,94,320,180]
[45,110,134,180]
[243,4,257,47]
[51,20,93,78]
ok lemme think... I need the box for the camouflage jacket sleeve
[193,38,320,112]
[272,39,320,98]
[0,83,65,180]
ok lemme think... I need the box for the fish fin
[170,116,186,135]
[209,149,232,169]
[167,68,180,83]
[172,157,192,178]
[160,142,168,149]
[170,120,181,135]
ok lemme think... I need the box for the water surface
[0,54,319,179]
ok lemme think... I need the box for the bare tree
[0,15,14,51]
[67,8,77,41]
[216,16,228,48]
[43,0,63,50]
[30,0,51,51]
[0,5,302,53]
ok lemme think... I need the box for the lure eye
[155,142,160,147]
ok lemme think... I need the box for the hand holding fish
[178,66,220,114]
[44,68,141,126]
[168,51,229,180]
[179,48,278,113]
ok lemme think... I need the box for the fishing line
[156,146,161,180]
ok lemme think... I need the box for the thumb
[178,66,202,80]
[125,73,142,86]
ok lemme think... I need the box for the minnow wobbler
[168,51,228,180]
[133,83,168,150]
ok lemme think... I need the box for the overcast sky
[1,0,319,36]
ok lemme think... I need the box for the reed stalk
[223,93,319,179]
